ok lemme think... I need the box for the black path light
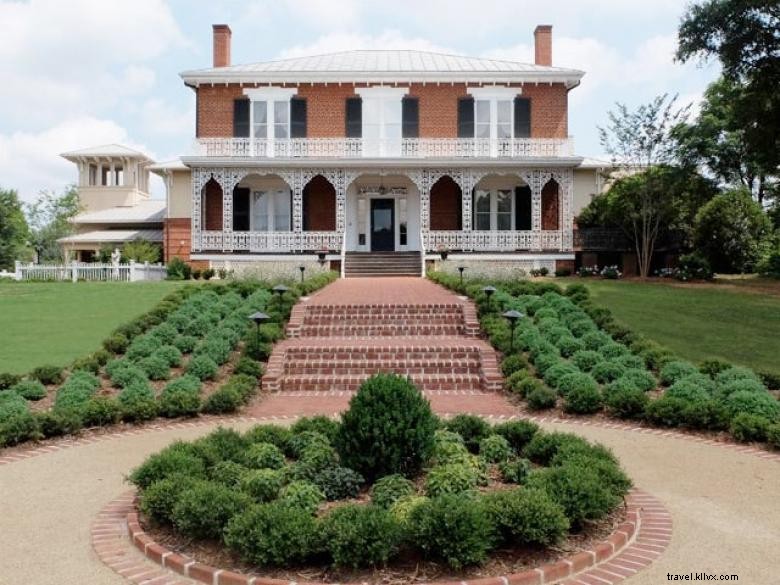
[272,284,290,298]
[482,285,497,309]
[458,266,466,285]
[502,309,524,352]
[299,265,306,283]
[248,311,270,361]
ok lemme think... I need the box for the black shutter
[290,97,307,138]
[402,96,419,138]
[345,97,362,138]
[232,188,250,231]
[514,97,531,138]
[515,186,532,231]
[457,97,474,138]
[233,99,250,138]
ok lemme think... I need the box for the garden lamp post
[458,266,465,286]
[248,311,269,360]
[502,309,524,352]
[482,285,496,309]
[299,265,305,283]
[272,284,289,298]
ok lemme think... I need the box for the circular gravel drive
[0,417,778,585]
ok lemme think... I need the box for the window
[467,88,521,146]
[473,188,516,231]
[243,87,297,145]
[252,101,267,139]
[355,87,408,156]
[273,101,289,139]
[101,166,110,186]
[475,100,491,138]
[496,101,512,139]
[88,164,97,186]
[113,166,123,187]
[251,190,291,232]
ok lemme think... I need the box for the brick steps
[284,358,482,376]
[282,372,483,392]
[297,324,467,337]
[344,252,422,278]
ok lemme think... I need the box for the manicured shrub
[498,457,531,484]
[557,336,584,358]
[70,354,101,374]
[244,442,285,470]
[194,427,248,464]
[195,336,232,365]
[155,345,183,368]
[234,356,264,378]
[572,350,604,372]
[29,365,64,386]
[729,413,770,443]
[645,396,687,427]
[425,463,478,497]
[109,364,148,389]
[410,493,493,569]
[0,373,22,390]
[621,369,657,392]
[526,385,557,411]
[224,502,319,566]
[293,442,339,480]
[591,360,626,384]
[532,352,561,375]
[0,412,41,446]
[172,480,252,540]
[493,420,539,452]
[172,334,198,354]
[126,335,162,361]
[479,434,512,462]
[209,460,249,488]
[81,397,122,427]
[241,468,284,502]
[244,424,292,451]
[313,466,364,500]
[129,445,206,489]
[563,383,603,414]
[370,474,416,508]
[680,398,728,430]
[715,366,762,387]
[202,384,243,414]
[581,331,611,351]
[766,423,780,450]
[118,382,159,422]
[36,409,83,437]
[139,355,170,381]
[517,377,544,399]
[598,343,630,360]
[505,369,531,394]
[159,382,201,418]
[724,390,780,421]
[139,475,199,525]
[336,374,436,481]
[11,379,47,401]
[660,361,700,386]
[665,378,711,402]
[717,378,768,399]
[523,432,589,465]
[604,384,649,419]
[0,392,30,424]
[186,355,219,381]
[544,363,580,389]
[501,354,528,377]
[557,372,598,397]
[290,415,340,444]
[278,480,325,514]
[287,430,331,458]
[699,359,732,378]
[484,488,569,546]
[444,414,493,453]
[320,504,401,568]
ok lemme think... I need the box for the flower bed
[428,271,780,451]
[129,374,631,581]
[0,272,338,449]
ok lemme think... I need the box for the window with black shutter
[402,96,419,138]
[290,97,307,138]
[233,98,250,138]
[514,97,531,138]
[515,186,532,230]
[345,97,362,138]
[457,96,475,138]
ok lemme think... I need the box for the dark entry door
[370,199,395,252]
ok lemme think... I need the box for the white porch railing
[424,230,565,252]
[192,137,575,159]
[13,261,167,282]
[200,230,342,253]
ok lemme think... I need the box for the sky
[0,0,721,203]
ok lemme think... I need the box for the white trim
[354,87,410,99]
[191,253,339,261]
[473,187,516,231]
[425,252,574,260]
[242,87,298,101]
[467,87,521,99]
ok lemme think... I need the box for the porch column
[559,169,574,251]
[222,177,234,253]
[520,169,543,251]
[461,172,473,232]
[191,168,205,252]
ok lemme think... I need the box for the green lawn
[0,281,186,374]
[564,279,780,376]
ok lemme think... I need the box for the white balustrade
[424,230,565,252]
[200,230,342,253]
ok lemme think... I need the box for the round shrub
[598,343,630,360]
[604,384,649,419]
[501,354,528,377]
[680,398,728,430]
[293,442,339,479]
[515,377,543,399]
[194,427,249,464]
[278,480,325,514]
[29,365,64,385]
[287,430,330,458]
[0,412,40,446]
[389,494,428,530]
[126,336,162,361]
[543,363,579,389]
[118,382,158,422]
[717,378,768,399]
[103,333,129,354]
[140,475,199,525]
[724,390,780,421]
[621,368,657,392]
[0,393,31,424]
[572,350,604,372]
[645,396,687,427]
[139,355,170,381]
[172,480,251,540]
[244,442,285,470]
[557,372,598,397]
[498,457,531,483]
[11,379,47,401]
[224,502,319,566]
[234,356,264,378]
[729,413,770,443]
[81,396,122,427]
[444,414,493,453]
[241,469,284,502]
[563,383,603,414]
[523,432,589,465]
[202,384,243,414]
[336,374,437,481]
[484,488,569,546]
[557,336,584,358]
[425,463,478,497]
[716,366,762,387]
[129,446,206,489]
[612,353,644,370]
[505,369,531,394]
[526,385,557,411]
[195,337,232,365]
[209,460,249,488]
[172,334,198,354]
[320,504,401,568]
[479,434,512,462]
[591,360,626,384]
[186,355,219,381]
[660,361,700,386]
[665,378,711,402]
[245,424,292,451]
[371,474,416,508]
[36,409,83,438]
[493,420,539,452]
[290,415,341,444]
[410,493,493,569]
[156,345,183,367]
[581,331,611,351]
[313,466,364,500]
[159,384,201,418]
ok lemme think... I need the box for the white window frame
[243,87,297,156]
[355,86,409,156]
[473,188,516,231]
[467,87,520,155]
[250,189,292,232]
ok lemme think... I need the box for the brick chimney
[212,24,232,68]
[534,25,553,67]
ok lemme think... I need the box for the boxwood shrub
[29,365,64,386]
[185,355,219,381]
[244,442,285,470]
[527,385,557,410]
[118,382,159,422]
[484,487,569,546]
[139,475,199,525]
[604,385,649,419]
[11,379,47,401]
[313,466,364,500]
[241,468,284,502]
[172,480,252,540]
[370,474,416,508]
[591,360,626,384]
[493,420,538,452]
[479,434,512,463]
[498,457,531,484]
[278,480,325,514]
[659,361,700,386]
[621,368,657,392]
[563,384,603,414]
[320,504,401,568]
[729,413,770,443]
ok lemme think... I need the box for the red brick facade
[196,82,568,139]
[203,179,223,230]
[430,176,462,230]
[163,218,192,262]
[541,180,560,230]
[303,175,336,231]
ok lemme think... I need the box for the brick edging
[93,488,670,585]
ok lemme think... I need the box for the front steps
[344,251,422,277]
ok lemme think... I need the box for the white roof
[58,229,163,244]
[72,200,165,224]
[61,144,152,162]
[578,156,613,169]
[149,158,188,173]
[181,50,584,87]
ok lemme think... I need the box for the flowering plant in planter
[437,245,449,261]
[577,265,599,277]
[600,265,622,279]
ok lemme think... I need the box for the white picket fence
[11,261,167,282]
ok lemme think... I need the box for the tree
[26,187,81,262]
[0,189,30,270]
[673,77,778,204]
[122,239,161,263]
[694,188,773,273]
[598,95,693,277]
[677,0,780,181]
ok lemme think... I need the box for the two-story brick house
[71,23,591,277]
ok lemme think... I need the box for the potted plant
[437,245,449,261]
[317,249,328,265]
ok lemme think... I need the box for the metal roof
[58,229,163,244]
[61,144,152,161]
[71,200,165,224]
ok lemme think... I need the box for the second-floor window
[460,88,532,141]
[252,101,289,140]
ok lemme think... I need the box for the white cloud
[278,0,363,31]
[139,98,194,137]
[0,117,152,202]
[277,30,453,59]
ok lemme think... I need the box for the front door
[370,199,395,251]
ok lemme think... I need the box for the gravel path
[0,416,777,585]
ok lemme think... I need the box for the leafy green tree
[694,188,773,273]
[122,239,161,263]
[677,1,780,191]
[0,188,30,269]
[26,187,81,262]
